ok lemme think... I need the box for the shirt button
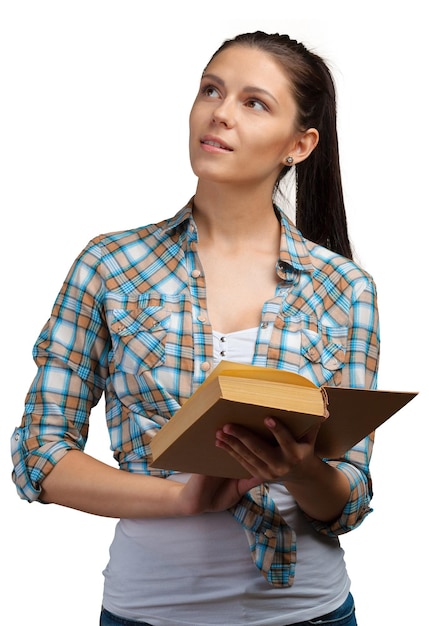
[112,322,125,332]
[191,269,201,278]
[200,361,211,372]
[197,315,207,323]
[220,351,226,357]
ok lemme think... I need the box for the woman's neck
[193,181,279,245]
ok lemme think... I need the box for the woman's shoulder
[279,211,376,289]
[305,238,377,294]
[87,203,193,253]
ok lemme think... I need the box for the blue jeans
[295,592,357,625]
[100,608,152,625]
[100,592,357,626]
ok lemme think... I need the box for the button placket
[220,334,227,358]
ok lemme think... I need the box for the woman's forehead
[203,46,291,91]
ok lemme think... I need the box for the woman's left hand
[215,416,321,483]
[215,416,351,522]
[181,417,350,523]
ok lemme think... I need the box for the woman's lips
[200,136,233,152]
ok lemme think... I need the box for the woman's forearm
[283,456,351,522]
[40,450,185,518]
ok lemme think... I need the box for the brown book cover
[149,361,418,478]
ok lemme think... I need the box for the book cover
[150,361,418,478]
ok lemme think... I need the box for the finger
[216,425,273,461]
[215,429,264,474]
[263,416,297,446]
[264,417,320,448]
[215,427,284,480]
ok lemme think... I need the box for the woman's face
[189,45,303,189]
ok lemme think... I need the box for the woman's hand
[215,416,321,483]
[180,472,263,516]
[213,417,351,522]
[179,417,320,517]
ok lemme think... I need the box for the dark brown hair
[208,31,353,259]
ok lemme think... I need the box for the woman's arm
[41,449,263,518]
[40,450,185,517]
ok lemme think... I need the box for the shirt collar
[274,204,314,274]
[162,198,314,274]
[163,198,194,234]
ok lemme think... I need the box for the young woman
[11,31,379,625]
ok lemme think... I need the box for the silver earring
[285,156,294,164]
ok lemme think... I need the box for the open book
[149,360,418,478]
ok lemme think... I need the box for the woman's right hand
[180,473,262,516]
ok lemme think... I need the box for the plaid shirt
[11,199,380,571]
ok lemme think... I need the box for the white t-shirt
[102,329,350,625]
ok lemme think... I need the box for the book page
[204,360,317,388]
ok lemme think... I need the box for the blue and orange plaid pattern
[11,199,379,586]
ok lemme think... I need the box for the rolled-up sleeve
[307,276,380,535]
[11,239,109,501]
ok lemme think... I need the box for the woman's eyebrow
[201,72,278,104]
[201,72,224,86]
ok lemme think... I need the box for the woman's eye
[202,85,220,98]
[246,99,268,112]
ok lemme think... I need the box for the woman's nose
[211,98,235,127]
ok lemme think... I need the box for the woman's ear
[286,128,319,165]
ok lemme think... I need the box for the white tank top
[102,328,350,625]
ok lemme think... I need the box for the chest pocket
[110,306,171,375]
[301,325,347,386]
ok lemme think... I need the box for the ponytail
[210,31,353,260]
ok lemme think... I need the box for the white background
[1,1,427,624]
